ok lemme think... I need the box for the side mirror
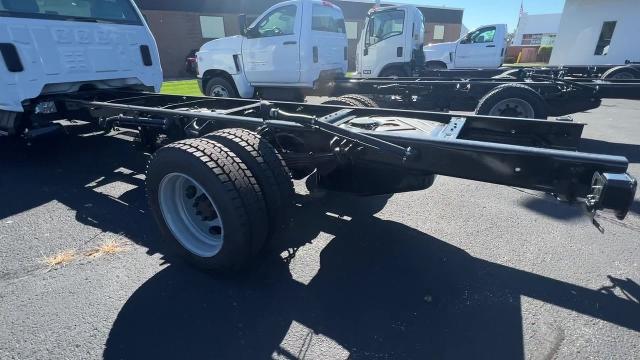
[238,14,247,36]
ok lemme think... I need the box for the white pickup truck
[423,24,508,69]
[196,0,347,101]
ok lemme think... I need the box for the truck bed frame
[417,63,640,80]
[323,73,640,118]
[10,90,637,270]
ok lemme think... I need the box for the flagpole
[515,0,524,42]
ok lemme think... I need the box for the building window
[521,33,542,45]
[540,34,556,46]
[521,33,556,46]
[345,21,359,40]
[200,16,225,39]
[594,21,617,56]
[433,25,445,40]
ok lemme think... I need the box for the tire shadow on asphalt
[103,193,640,360]
[3,133,639,359]
[0,132,162,256]
[579,138,640,164]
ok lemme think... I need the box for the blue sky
[400,0,566,32]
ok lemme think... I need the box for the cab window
[462,26,496,44]
[366,9,404,46]
[0,0,142,25]
[254,5,297,37]
[312,4,345,33]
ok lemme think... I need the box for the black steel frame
[417,64,640,79]
[61,91,637,220]
[323,74,640,115]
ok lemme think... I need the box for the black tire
[321,97,362,107]
[475,84,548,119]
[205,76,238,98]
[146,138,268,271]
[204,129,294,235]
[340,94,380,108]
[425,61,447,70]
[379,67,408,77]
[601,66,639,80]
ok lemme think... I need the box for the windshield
[366,9,405,46]
[0,0,142,25]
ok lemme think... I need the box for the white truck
[422,24,508,70]
[196,0,347,101]
[353,5,425,78]
[0,0,162,136]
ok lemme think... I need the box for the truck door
[360,8,407,77]
[454,26,502,68]
[242,3,300,84]
[306,3,348,79]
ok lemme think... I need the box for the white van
[0,0,162,135]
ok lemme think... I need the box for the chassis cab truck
[196,0,348,101]
[0,0,161,137]
[422,24,508,69]
[354,5,425,78]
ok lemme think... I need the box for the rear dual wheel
[146,130,293,271]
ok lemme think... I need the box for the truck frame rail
[320,73,640,118]
[59,90,636,221]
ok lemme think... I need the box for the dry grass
[43,250,77,268]
[85,239,128,258]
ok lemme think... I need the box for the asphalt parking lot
[1,99,639,360]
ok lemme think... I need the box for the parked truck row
[194,1,640,120]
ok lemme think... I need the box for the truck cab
[196,0,348,100]
[423,24,507,69]
[354,5,425,78]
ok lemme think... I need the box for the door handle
[486,44,496,48]
[283,41,297,45]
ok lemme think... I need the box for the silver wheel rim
[209,84,230,97]
[158,173,224,257]
[488,98,535,118]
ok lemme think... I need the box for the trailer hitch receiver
[586,172,637,220]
